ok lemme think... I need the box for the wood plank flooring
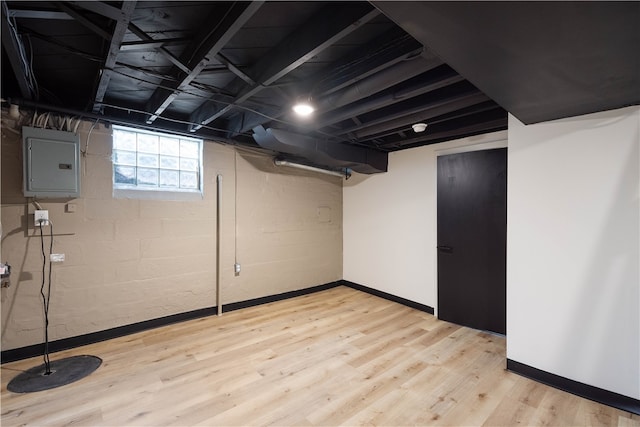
[2,286,638,426]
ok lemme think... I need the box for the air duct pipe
[252,125,387,174]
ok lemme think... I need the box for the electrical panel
[22,126,81,198]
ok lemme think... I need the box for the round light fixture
[292,102,315,117]
[412,123,428,133]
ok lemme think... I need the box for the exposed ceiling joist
[14,2,637,170]
[350,91,489,139]
[382,115,507,150]
[311,27,422,98]
[127,23,191,74]
[92,1,137,113]
[120,37,189,52]
[1,2,33,99]
[370,102,501,140]
[69,1,124,21]
[316,53,441,115]
[215,53,255,86]
[251,5,380,87]
[315,66,464,129]
[145,1,264,124]
[228,29,435,136]
[54,2,111,40]
[189,3,380,132]
[8,9,71,20]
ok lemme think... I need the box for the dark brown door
[437,148,507,334]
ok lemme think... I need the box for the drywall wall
[507,106,639,399]
[343,131,507,310]
[1,118,342,351]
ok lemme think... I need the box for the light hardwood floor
[2,286,638,426]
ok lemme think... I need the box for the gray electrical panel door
[23,126,81,198]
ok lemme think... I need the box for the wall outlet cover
[50,253,65,262]
[34,210,49,226]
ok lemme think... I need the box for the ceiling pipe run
[274,159,350,178]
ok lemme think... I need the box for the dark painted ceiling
[2,1,638,174]
[374,1,640,125]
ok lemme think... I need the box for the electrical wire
[101,70,334,135]
[38,219,54,374]
[108,68,234,103]
[82,119,99,176]
[19,25,104,63]
[9,21,361,145]
[114,61,181,83]
[3,2,38,97]
[25,34,39,100]
[97,102,248,136]
[83,119,99,155]
[28,111,84,134]
[109,69,203,95]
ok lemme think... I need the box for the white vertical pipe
[273,159,348,178]
[216,174,223,316]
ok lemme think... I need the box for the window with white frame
[112,125,203,193]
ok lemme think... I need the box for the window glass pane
[159,170,179,187]
[159,137,180,155]
[137,168,158,186]
[114,165,136,184]
[180,171,198,189]
[137,153,159,168]
[112,125,201,193]
[114,150,136,166]
[180,157,199,171]
[180,140,199,158]
[113,129,136,151]
[160,155,179,169]
[137,133,159,153]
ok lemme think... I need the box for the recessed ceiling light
[412,123,427,132]
[292,102,315,117]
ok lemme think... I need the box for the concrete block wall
[1,119,342,351]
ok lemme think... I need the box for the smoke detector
[412,123,427,133]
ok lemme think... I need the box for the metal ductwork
[252,126,387,174]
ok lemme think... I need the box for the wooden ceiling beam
[144,2,264,124]
[1,2,34,99]
[189,3,379,132]
[91,1,137,113]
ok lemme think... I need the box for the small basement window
[112,125,203,198]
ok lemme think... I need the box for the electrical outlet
[34,210,49,227]
[234,263,241,274]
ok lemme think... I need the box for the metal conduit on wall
[216,174,222,316]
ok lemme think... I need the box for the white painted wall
[343,131,507,310]
[344,105,639,399]
[507,106,640,399]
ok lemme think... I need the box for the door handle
[437,245,453,253]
